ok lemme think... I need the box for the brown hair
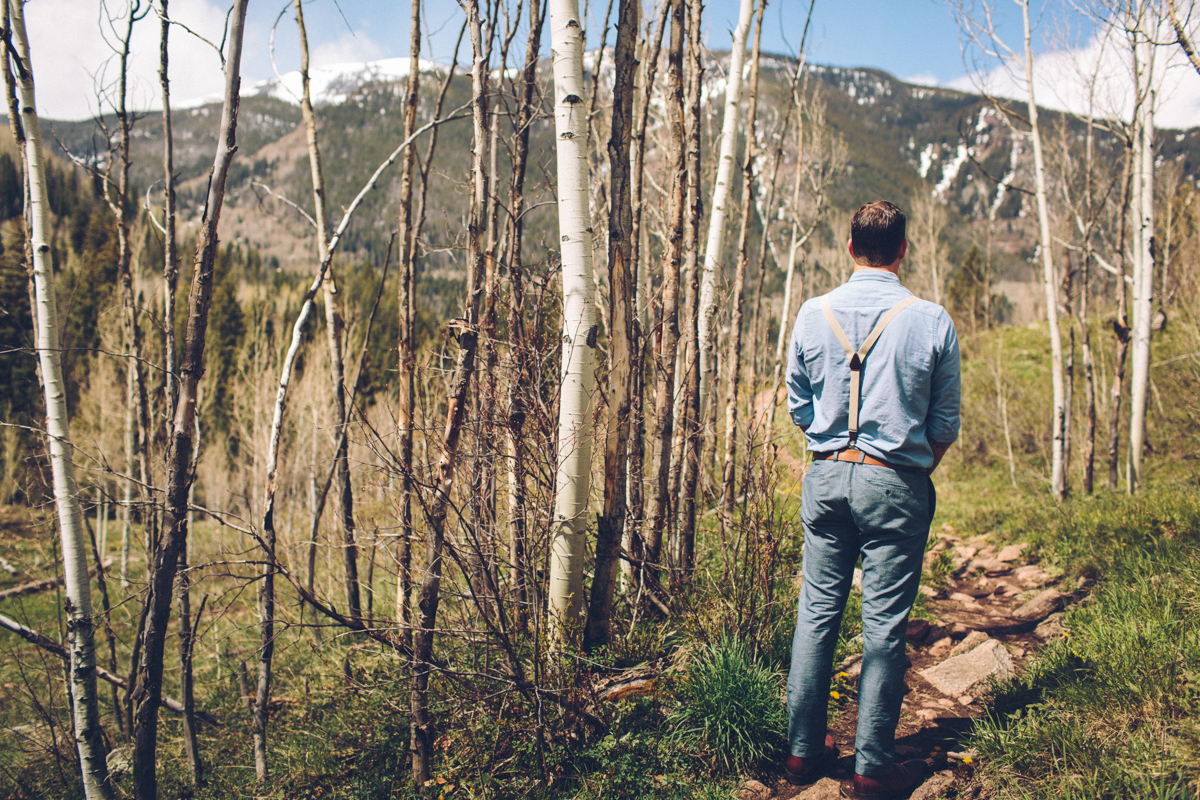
[850,200,906,266]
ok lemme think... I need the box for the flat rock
[738,778,773,800]
[997,543,1029,562]
[949,630,989,657]
[968,557,1010,575]
[948,592,978,604]
[796,777,843,799]
[1015,589,1065,621]
[1034,612,1066,640]
[1013,565,1052,588]
[910,771,956,800]
[919,639,1014,697]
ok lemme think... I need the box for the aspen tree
[697,0,755,419]
[956,0,1067,499]
[718,0,765,542]
[547,0,599,639]
[1022,0,1068,500]
[1128,5,1156,492]
[5,2,113,795]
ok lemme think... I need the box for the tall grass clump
[668,635,787,773]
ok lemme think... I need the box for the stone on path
[919,638,1014,697]
[910,771,956,800]
[1013,565,1052,588]
[738,778,773,800]
[1014,589,1065,621]
[1034,612,1066,640]
[795,777,843,799]
[949,630,989,657]
[997,542,1029,562]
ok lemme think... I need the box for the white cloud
[310,31,385,69]
[904,72,942,88]
[23,0,230,121]
[947,26,1200,131]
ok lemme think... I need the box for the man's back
[785,270,960,470]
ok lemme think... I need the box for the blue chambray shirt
[785,270,961,470]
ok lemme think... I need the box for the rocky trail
[741,526,1084,800]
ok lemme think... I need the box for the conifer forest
[1,0,1199,797]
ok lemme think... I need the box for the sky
[16,0,1200,129]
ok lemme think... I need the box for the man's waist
[812,448,930,475]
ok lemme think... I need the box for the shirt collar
[848,269,901,284]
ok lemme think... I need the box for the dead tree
[291,0,362,626]
[674,0,705,576]
[500,0,547,631]
[586,0,639,650]
[129,3,249,798]
[412,0,488,783]
[641,0,686,578]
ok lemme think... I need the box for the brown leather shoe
[784,734,838,785]
[840,759,926,799]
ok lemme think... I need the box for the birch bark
[697,0,755,419]
[547,0,599,639]
[6,2,113,795]
[1021,0,1067,501]
[1128,15,1155,492]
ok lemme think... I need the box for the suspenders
[819,295,918,449]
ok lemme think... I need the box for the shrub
[667,636,787,773]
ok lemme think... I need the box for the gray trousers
[786,459,935,778]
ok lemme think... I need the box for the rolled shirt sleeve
[786,309,814,429]
[926,311,961,445]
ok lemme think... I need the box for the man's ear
[898,239,909,261]
[847,238,856,261]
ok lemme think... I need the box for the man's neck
[852,263,900,275]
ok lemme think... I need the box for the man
[782,201,960,800]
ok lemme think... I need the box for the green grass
[666,635,789,774]
[965,486,1200,799]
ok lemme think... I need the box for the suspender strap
[820,295,919,447]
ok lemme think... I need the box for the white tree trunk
[697,0,755,418]
[8,2,112,795]
[547,0,598,639]
[1128,23,1155,493]
[1022,0,1066,500]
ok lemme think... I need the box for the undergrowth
[966,485,1200,799]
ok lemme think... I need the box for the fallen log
[0,561,113,602]
[0,576,63,602]
[0,612,218,725]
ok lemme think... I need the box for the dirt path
[742,526,1080,800]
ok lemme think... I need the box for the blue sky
[23,0,1140,123]
[241,0,1038,86]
